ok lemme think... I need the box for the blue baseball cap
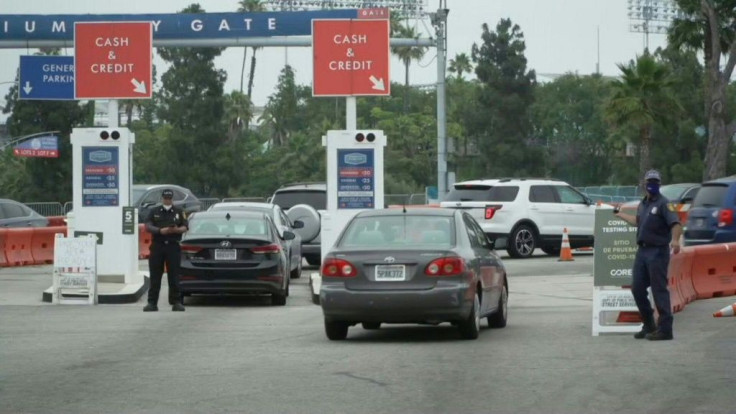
[644,169,661,182]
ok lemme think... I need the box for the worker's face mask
[162,203,173,211]
[645,181,660,196]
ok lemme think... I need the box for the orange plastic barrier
[5,228,34,266]
[673,247,697,305]
[139,224,151,259]
[0,229,8,267]
[667,251,687,313]
[46,216,66,227]
[31,226,66,265]
[690,243,736,299]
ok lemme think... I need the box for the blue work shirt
[636,194,680,246]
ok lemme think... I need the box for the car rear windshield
[187,217,271,237]
[692,184,730,208]
[445,185,519,202]
[272,190,326,210]
[339,215,455,248]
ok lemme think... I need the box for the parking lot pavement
[2,257,736,413]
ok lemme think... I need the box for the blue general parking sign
[18,55,75,100]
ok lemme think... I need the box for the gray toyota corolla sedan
[320,208,509,340]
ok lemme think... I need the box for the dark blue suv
[684,176,736,246]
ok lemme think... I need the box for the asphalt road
[1,252,735,414]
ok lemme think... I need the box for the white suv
[440,178,599,258]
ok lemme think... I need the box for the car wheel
[488,283,508,328]
[362,322,381,330]
[271,291,287,306]
[290,258,302,279]
[507,224,537,258]
[541,246,560,256]
[325,320,349,340]
[458,294,480,340]
[306,255,321,266]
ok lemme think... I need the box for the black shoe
[172,303,185,312]
[143,303,158,312]
[634,325,656,339]
[646,331,673,341]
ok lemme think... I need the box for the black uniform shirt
[145,205,189,243]
[636,194,680,246]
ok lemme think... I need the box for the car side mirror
[486,235,496,250]
[282,230,296,241]
[584,196,592,206]
[292,220,305,229]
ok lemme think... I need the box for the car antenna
[226,213,231,221]
[402,196,407,213]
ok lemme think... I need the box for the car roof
[133,184,189,191]
[704,176,736,185]
[453,178,569,187]
[356,208,455,218]
[275,182,326,192]
[210,202,273,209]
[190,210,270,220]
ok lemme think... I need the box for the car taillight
[425,257,465,276]
[321,258,357,278]
[485,205,502,220]
[718,209,734,227]
[251,244,281,254]
[181,245,203,257]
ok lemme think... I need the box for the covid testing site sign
[593,209,638,286]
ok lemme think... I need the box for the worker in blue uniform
[614,169,682,341]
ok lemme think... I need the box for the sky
[0,0,668,120]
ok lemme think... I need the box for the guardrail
[26,202,65,217]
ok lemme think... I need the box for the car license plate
[375,265,406,281]
[215,249,237,260]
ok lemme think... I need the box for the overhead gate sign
[74,22,152,99]
[312,19,390,97]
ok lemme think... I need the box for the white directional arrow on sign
[131,79,147,94]
[22,81,33,95]
[369,76,385,91]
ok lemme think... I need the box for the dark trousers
[631,245,672,333]
[148,241,181,305]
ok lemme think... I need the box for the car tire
[290,259,302,279]
[458,294,480,340]
[287,204,320,243]
[305,254,321,266]
[271,290,287,306]
[362,322,381,330]
[507,224,537,258]
[488,283,508,328]
[325,320,349,340]
[541,246,560,256]
[309,278,320,305]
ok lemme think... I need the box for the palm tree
[223,91,252,141]
[237,0,265,98]
[390,23,427,113]
[668,0,736,180]
[448,53,472,80]
[606,54,680,179]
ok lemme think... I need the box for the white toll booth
[68,127,143,294]
[310,130,386,303]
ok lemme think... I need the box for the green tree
[669,0,736,180]
[155,3,229,196]
[390,23,427,113]
[223,91,252,142]
[531,74,613,185]
[260,65,299,147]
[469,19,541,177]
[448,53,472,80]
[1,49,87,202]
[605,54,681,180]
[237,0,266,101]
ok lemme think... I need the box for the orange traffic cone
[713,303,736,317]
[558,227,574,262]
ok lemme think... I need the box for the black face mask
[646,182,660,195]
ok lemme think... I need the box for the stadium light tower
[263,0,428,18]
[627,0,684,50]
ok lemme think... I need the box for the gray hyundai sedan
[320,208,509,340]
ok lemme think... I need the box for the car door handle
[565,208,574,212]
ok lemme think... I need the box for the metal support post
[434,7,449,201]
[346,96,357,130]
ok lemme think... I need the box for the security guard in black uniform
[614,170,682,340]
[143,189,188,312]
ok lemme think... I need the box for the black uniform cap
[161,189,174,198]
